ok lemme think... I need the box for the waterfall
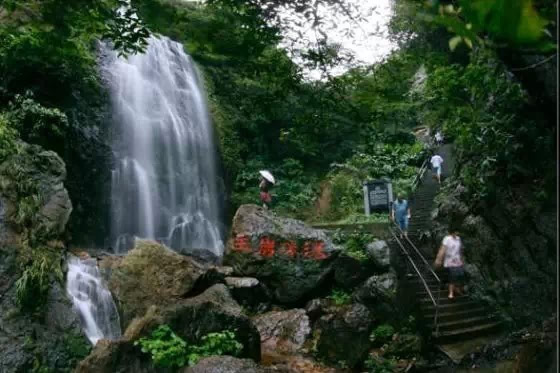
[103,35,224,256]
[66,256,121,344]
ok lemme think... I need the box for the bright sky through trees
[277,0,398,79]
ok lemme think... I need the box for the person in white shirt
[439,227,465,299]
[434,131,443,145]
[430,153,444,184]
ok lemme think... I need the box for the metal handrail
[390,228,436,306]
[411,157,429,192]
[403,228,441,283]
[391,221,442,336]
[392,144,443,336]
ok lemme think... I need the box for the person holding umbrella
[259,170,275,209]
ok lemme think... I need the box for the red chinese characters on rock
[302,241,328,260]
[233,234,251,253]
[279,240,297,258]
[259,237,276,257]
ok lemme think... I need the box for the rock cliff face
[432,181,557,327]
[0,141,72,246]
[0,142,88,373]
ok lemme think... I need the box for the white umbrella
[259,170,275,184]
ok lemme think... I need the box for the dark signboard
[363,180,393,214]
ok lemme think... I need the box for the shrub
[5,92,68,150]
[135,325,189,368]
[369,324,395,346]
[328,289,352,306]
[0,113,19,162]
[364,355,397,373]
[15,249,63,312]
[135,325,243,368]
[332,230,374,262]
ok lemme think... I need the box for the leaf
[449,35,463,51]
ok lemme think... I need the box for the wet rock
[0,282,90,373]
[224,204,341,304]
[0,141,72,246]
[252,309,311,357]
[353,272,398,321]
[305,298,330,321]
[366,239,391,268]
[354,272,397,303]
[184,356,267,373]
[76,284,261,373]
[384,333,422,358]
[182,247,221,265]
[101,240,212,327]
[225,277,272,311]
[261,355,338,373]
[314,303,373,368]
[333,253,374,289]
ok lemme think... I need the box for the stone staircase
[391,144,502,344]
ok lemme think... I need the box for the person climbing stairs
[390,144,502,346]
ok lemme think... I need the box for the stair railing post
[434,285,441,337]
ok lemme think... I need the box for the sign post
[363,179,393,215]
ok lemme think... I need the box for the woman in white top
[439,226,465,299]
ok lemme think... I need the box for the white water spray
[66,256,121,344]
[103,35,224,255]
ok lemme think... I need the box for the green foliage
[332,230,375,262]
[135,325,243,368]
[364,355,397,373]
[423,47,554,203]
[187,331,243,365]
[5,92,68,148]
[135,325,189,368]
[328,289,352,306]
[64,333,92,361]
[324,141,425,221]
[415,0,556,53]
[15,248,63,312]
[369,324,395,346]
[0,113,18,162]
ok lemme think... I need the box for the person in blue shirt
[391,193,411,239]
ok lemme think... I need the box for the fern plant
[135,325,244,368]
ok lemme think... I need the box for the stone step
[430,315,500,333]
[419,294,470,306]
[421,300,479,312]
[423,307,488,323]
[432,321,502,343]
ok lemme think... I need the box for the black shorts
[448,266,465,283]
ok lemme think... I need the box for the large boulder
[0,141,72,246]
[0,142,84,373]
[76,284,261,373]
[353,272,399,322]
[0,281,91,373]
[314,303,373,368]
[332,254,374,289]
[224,205,341,304]
[99,240,217,327]
[225,277,272,312]
[184,356,267,373]
[354,272,398,304]
[252,309,311,358]
[366,239,391,269]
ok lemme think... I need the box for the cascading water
[103,35,224,255]
[66,256,121,344]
